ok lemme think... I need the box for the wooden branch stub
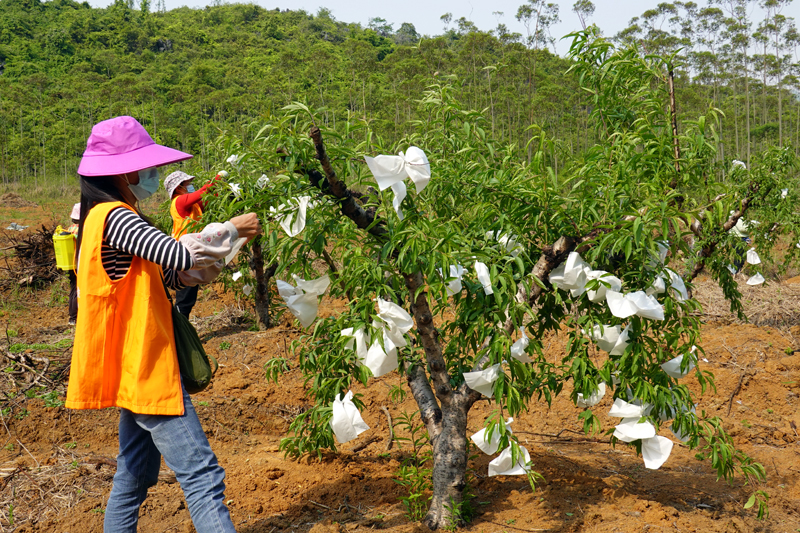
[349,434,380,453]
[380,406,394,451]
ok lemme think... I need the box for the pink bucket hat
[77,116,192,176]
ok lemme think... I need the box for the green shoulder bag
[171,305,218,394]
[162,278,218,394]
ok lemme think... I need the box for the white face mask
[185,184,196,193]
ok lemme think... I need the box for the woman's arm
[175,176,222,216]
[104,207,239,271]
[175,186,207,217]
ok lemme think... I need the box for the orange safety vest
[66,201,184,415]
[170,198,203,239]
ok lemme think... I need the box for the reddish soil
[1,207,799,533]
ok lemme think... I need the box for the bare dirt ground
[1,203,799,533]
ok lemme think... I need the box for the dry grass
[0,446,112,530]
[692,275,800,327]
[191,303,254,336]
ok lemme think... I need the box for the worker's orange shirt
[66,201,183,415]
[170,198,203,239]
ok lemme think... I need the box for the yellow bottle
[53,225,76,271]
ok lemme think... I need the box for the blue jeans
[104,388,235,532]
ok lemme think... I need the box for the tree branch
[686,185,759,282]
[404,270,454,407]
[308,126,387,239]
[461,229,605,406]
[305,127,447,438]
[405,361,443,443]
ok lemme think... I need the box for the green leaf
[744,494,756,509]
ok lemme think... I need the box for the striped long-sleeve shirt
[102,208,193,288]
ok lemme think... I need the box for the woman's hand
[230,213,262,243]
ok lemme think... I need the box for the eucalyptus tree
[694,7,727,107]
[571,0,594,31]
[204,31,773,529]
[759,0,795,146]
[615,3,680,57]
[515,0,560,162]
[716,0,756,165]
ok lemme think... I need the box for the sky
[87,0,800,56]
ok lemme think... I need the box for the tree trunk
[425,402,470,530]
[778,74,783,148]
[796,100,799,156]
[733,79,740,157]
[668,66,681,177]
[249,238,276,330]
[744,52,751,167]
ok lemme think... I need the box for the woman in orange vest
[67,116,260,533]
[164,169,223,318]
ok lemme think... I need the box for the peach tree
[200,31,785,529]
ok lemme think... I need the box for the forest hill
[0,0,796,185]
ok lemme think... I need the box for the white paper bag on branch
[660,347,696,378]
[341,327,369,363]
[294,274,330,295]
[647,275,666,296]
[471,417,514,455]
[646,269,687,302]
[276,274,330,328]
[464,363,501,398]
[607,291,664,321]
[608,398,648,418]
[576,382,606,408]
[377,298,414,334]
[474,261,493,295]
[641,435,673,469]
[271,196,313,237]
[586,270,622,303]
[587,324,629,355]
[606,290,638,318]
[438,265,466,296]
[549,252,589,292]
[746,248,761,265]
[666,269,688,302]
[627,291,665,320]
[510,328,532,363]
[646,241,670,270]
[613,418,656,442]
[365,147,431,219]
[365,334,399,377]
[488,445,531,476]
[486,231,523,258]
[365,147,430,192]
[330,391,370,444]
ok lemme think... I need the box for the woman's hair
[76,174,152,256]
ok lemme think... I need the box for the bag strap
[160,268,176,307]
